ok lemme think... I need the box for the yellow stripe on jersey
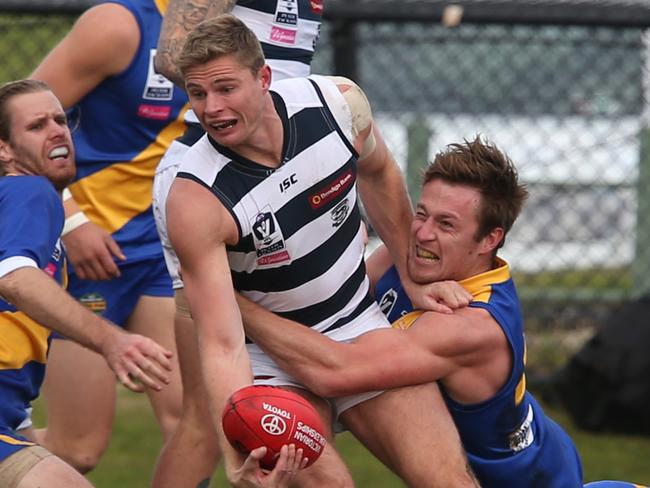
[0,312,50,369]
[0,434,34,446]
[69,105,189,234]
[392,310,424,330]
[154,0,169,14]
[458,257,511,304]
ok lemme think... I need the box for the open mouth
[416,246,440,262]
[212,119,237,132]
[48,146,70,161]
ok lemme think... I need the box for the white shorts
[248,303,390,419]
[152,139,191,289]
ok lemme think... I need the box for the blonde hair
[177,14,265,77]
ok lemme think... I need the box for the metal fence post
[406,115,431,204]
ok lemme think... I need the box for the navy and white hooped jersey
[0,176,66,437]
[178,76,381,336]
[376,259,584,488]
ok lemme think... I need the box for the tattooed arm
[155,0,236,86]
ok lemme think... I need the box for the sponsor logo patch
[310,0,323,14]
[330,198,349,227]
[138,104,172,120]
[508,404,534,452]
[270,26,297,44]
[251,207,291,266]
[143,49,174,101]
[379,289,398,316]
[79,292,107,314]
[309,169,354,209]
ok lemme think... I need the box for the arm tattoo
[155,0,236,86]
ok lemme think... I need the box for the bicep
[31,4,139,107]
[167,178,242,347]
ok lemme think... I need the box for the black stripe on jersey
[320,293,377,333]
[232,203,361,292]
[176,121,205,146]
[282,104,342,160]
[261,43,314,66]
[275,259,369,327]
[176,171,244,239]
[308,79,359,159]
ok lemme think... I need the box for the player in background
[151,1,324,486]
[0,79,173,488]
[167,15,479,488]
[28,0,187,476]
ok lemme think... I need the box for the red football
[222,385,327,469]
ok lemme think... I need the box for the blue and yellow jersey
[0,176,66,434]
[68,0,188,264]
[375,258,583,488]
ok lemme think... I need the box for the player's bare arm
[238,293,509,398]
[0,266,172,393]
[166,177,253,475]
[155,0,236,86]
[30,3,140,108]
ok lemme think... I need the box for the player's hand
[101,328,173,393]
[403,279,473,314]
[229,445,308,487]
[63,221,126,281]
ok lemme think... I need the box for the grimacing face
[184,54,271,153]
[408,179,489,283]
[0,90,75,191]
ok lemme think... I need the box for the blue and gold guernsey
[375,258,584,488]
[68,0,188,263]
[0,176,66,462]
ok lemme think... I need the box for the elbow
[0,271,21,304]
[303,368,351,397]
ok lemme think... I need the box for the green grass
[32,387,650,487]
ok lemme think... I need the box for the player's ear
[0,140,15,171]
[259,64,272,90]
[479,227,504,254]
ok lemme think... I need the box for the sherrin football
[222,385,327,469]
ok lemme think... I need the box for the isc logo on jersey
[252,206,291,266]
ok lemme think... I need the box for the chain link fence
[2,1,649,360]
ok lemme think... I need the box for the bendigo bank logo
[309,169,354,210]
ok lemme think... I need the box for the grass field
[32,385,650,488]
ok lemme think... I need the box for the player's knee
[157,409,182,441]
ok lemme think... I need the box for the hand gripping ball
[222,385,327,469]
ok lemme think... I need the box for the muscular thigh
[0,444,51,488]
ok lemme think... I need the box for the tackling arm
[238,295,492,397]
[155,0,236,87]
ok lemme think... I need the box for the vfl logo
[379,289,398,316]
[330,198,350,227]
[261,414,287,436]
[251,207,291,265]
[253,212,276,245]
